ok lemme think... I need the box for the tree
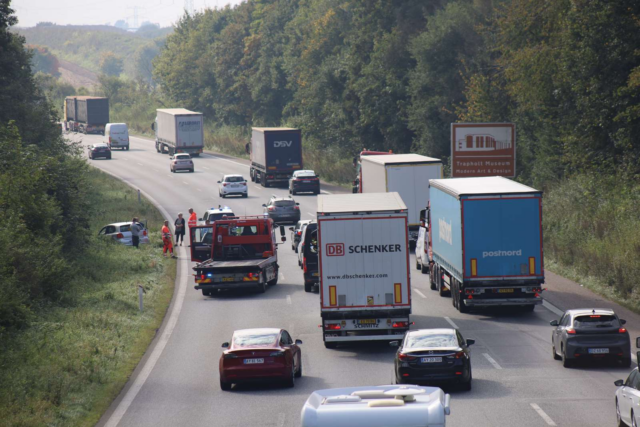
[28,44,60,76]
[99,51,123,76]
[131,41,159,84]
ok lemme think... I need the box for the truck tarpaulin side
[154,108,204,156]
[249,128,302,187]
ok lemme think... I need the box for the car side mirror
[262,204,267,207]
[288,227,294,231]
[221,342,229,348]
[620,319,626,325]
[636,337,640,348]
[296,203,300,206]
[151,123,155,131]
[550,320,559,327]
[295,339,303,345]
[466,339,475,346]
[279,225,286,236]
[389,341,400,347]
[217,181,221,183]
[615,379,624,387]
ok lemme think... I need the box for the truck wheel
[257,275,266,293]
[416,260,421,271]
[324,341,337,349]
[438,273,447,297]
[430,268,437,290]
[459,294,469,313]
[202,289,210,296]
[304,281,312,292]
[421,262,429,274]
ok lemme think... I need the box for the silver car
[98,222,150,246]
[616,368,640,427]
[170,153,194,173]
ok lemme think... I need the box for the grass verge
[0,168,175,427]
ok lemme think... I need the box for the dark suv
[263,196,300,224]
[289,170,320,195]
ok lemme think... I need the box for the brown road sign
[451,123,515,178]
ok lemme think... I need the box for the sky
[13,0,244,28]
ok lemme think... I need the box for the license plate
[421,357,442,363]
[222,277,234,282]
[498,288,514,293]
[312,272,319,277]
[303,180,311,183]
[231,184,238,187]
[243,358,264,364]
[588,348,609,354]
[358,319,376,324]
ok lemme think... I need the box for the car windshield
[574,315,620,328]
[175,155,190,160]
[225,176,244,182]
[406,333,458,349]
[296,173,316,178]
[233,333,278,347]
[209,212,234,221]
[274,200,295,207]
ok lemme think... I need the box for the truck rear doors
[190,225,213,262]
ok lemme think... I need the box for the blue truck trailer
[427,176,544,313]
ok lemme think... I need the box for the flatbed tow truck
[190,216,286,295]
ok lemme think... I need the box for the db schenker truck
[317,193,411,349]
[64,96,109,134]
[247,128,303,187]
[152,109,204,157]
[427,176,544,313]
[360,154,442,248]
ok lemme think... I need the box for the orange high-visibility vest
[188,212,197,227]
[161,225,172,240]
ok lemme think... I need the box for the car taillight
[143,230,147,236]
[566,328,576,335]
[294,206,300,210]
[223,183,228,187]
[619,328,628,333]
[268,207,275,211]
[303,257,307,273]
[116,233,124,238]
[241,182,246,186]
[326,324,341,330]
[108,137,111,143]
[269,351,285,357]
[455,351,465,359]
[398,353,417,361]
[223,353,238,359]
[296,231,301,236]
[392,321,408,328]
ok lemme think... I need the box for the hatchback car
[219,328,302,390]
[615,368,640,427]
[290,220,311,252]
[98,221,150,246]
[200,206,236,225]
[218,174,248,198]
[415,225,430,275]
[394,328,474,390]
[88,143,111,160]
[289,170,320,195]
[263,196,300,224]
[550,308,630,367]
[170,153,194,173]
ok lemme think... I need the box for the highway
[76,133,634,427]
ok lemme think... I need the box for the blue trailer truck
[427,176,544,313]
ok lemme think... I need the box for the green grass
[0,168,175,427]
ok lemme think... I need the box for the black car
[263,196,300,224]
[394,328,474,390]
[301,222,318,292]
[88,143,111,160]
[289,220,311,252]
[289,170,320,195]
[550,308,630,367]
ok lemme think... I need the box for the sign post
[450,123,516,178]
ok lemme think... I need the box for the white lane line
[414,289,427,299]
[202,166,209,170]
[280,272,285,281]
[444,317,459,329]
[137,162,143,166]
[320,190,333,195]
[182,181,189,185]
[197,189,202,192]
[277,413,285,427]
[542,299,564,317]
[530,403,557,426]
[167,175,174,178]
[286,295,292,305]
[123,158,129,161]
[308,213,316,217]
[208,155,250,169]
[483,353,502,370]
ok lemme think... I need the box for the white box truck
[360,154,442,247]
[152,108,204,157]
[317,193,411,348]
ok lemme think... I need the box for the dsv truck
[427,176,544,313]
[317,193,411,348]
[152,109,204,156]
[247,127,303,187]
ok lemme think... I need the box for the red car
[219,328,302,390]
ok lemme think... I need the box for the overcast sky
[13,0,244,28]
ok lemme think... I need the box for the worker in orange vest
[188,208,197,228]
[162,220,177,258]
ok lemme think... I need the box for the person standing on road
[162,220,177,258]
[188,208,197,228]
[131,217,142,248]
[174,213,186,246]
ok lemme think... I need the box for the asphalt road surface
[76,133,634,427]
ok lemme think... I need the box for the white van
[105,123,130,150]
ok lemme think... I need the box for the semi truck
[427,176,545,313]
[152,109,204,157]
[317,193,411,348]
[189,216,286,295]
[360,154,442,248]
[64,96,109,134]
[247,127,303,187]
[352,149,392,193]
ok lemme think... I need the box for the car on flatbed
[263,195,300,225]
[550,308,631,367]
[219,328,302,391]
[289,170,320,195]
[200,206,236,225]
[218,174,248,198]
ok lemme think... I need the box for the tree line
[153,0,640,187]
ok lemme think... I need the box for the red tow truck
[190,216,286,295]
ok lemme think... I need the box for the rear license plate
[303,180,311,183]
[312,272,319,277]
[421,357,442,363]
[498,288,514,293]
[358,319,376,324]
[243,358,264,364]
[588,348,609,354]
[222,277,234,282]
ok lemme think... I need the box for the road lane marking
[286,295,292,305]
[483,353,502,370]
[182,181,189,185]
[137,163,143,166]
[202,166,209,170]
[208,155,250,168]
[414,289,426,299]
[530,403,557,426]
[542,299,564,317]
[277,413,285,427]
[280,272,285,281]
[308,213,316,217]
[197,189,202,192]
[444,317,459,329]
[320,190,333,194]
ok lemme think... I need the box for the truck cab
[190,216,285,295]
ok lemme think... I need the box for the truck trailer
[152,108,204,157]
[360,154,442,248]
[247,127,303,187]
[427,176,544,313]
[64,96,109,135]
[317,193,411,348]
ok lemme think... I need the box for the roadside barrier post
[138,284,145,312]
[138,189,141,204]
